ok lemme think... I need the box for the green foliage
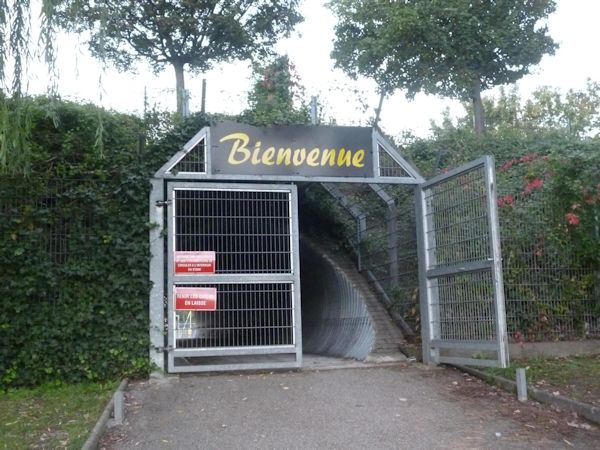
[0,1,57,96]
[241,56,310,126]
[330,0,557,132]
[483,354,600,406]
[0,98,214,388]
[404,122,600,339]
[57,0,303,115]
[459,82,600,138]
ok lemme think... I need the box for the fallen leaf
[567,421,592,430]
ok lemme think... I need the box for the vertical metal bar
[290,185,302,365]
[416,185,438,365]
[167,186,177,363]
[356,216,362,272]
[484,156,510,368]
[387,203,399,289]
[149,178,165,372]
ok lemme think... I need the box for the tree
[330,0,557,134]
[443,81,600,138]
[58,1,303,116]
[241,55,309,126]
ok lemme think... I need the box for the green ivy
[0,97,213,388]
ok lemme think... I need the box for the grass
[483,353,600,406]
[0,381,118,450]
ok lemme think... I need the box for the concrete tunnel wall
[300,239,375,360]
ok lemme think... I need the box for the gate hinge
[153,345,174,353]
[156,199,172,207]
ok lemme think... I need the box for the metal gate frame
[156,182,302,373]
[416,156,509,368]
[149,123,510,373]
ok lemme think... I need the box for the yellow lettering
[306,148,320,167]
[321,148,336,166]
[337,148,352,167]
[276,148,292,166]
[221,132,367,171]
[352,149,365,168]
[251,141,262,165]
[262,147,275,165]
[292,148,307,166]
[222,133,251,165]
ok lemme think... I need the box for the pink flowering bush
[495,150,599,339]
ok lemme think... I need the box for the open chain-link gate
[417,156,509,368]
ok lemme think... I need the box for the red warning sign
[174,287,217,311]
[174,251,216,274]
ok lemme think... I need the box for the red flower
[497,194,515,208]
[565,212,580,226]
[519,153,539,163]
[498,159,517,173]
[524,178,544,195]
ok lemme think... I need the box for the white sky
[25,0,600,139]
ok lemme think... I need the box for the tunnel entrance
[150,122,510,373]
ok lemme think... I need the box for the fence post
[321,183,367,271]
[369,184,399,289]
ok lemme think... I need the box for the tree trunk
[472,78,485,134]
[174,62,186,117]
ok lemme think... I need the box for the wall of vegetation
[405,129,600,340]
[0,97,209,388]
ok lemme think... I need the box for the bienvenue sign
[210,122,374,177]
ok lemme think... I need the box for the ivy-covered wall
[0,98,209,388]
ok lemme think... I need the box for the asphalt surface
[101,362,598,450]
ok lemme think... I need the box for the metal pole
[310,96,318,125]
[201,79,207,115]
[387,203,399,289]
[516,368,527,402]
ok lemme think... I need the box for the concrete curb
[81,379,128,450]
[455,365,600,426]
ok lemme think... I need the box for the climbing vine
[0,97,211,388]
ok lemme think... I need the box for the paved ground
[101,361,599,450]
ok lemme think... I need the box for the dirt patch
[441,366,599,447]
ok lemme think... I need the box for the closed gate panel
[174,189,292,273]
[166,183,301,373]
[174,283,294,349]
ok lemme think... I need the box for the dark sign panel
[210,122,374,178]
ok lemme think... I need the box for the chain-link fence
[309,171,599,343]
[0,178,101,302]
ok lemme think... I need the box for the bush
[0,97,211,388]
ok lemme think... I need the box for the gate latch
[156,200,172,207]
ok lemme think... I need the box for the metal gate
[417,156,509,368]
[166,182,302,372]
